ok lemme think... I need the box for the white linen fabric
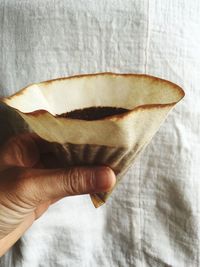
[0,1,200,266]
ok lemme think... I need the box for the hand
[0,133,116,256]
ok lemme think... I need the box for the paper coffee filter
[0,73,184,207]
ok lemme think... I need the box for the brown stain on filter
[1,72,185,107]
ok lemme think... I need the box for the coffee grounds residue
[57,106,129,120]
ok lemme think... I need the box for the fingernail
[95,167,116,192]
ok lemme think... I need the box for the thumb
[22,166,116,202]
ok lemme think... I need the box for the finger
[20,166,116,202]
[0,133,40,170]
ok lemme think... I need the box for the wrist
[0,213,34,257]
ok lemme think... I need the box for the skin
[0,133,116,257]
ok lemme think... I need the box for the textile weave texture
[0,1,199,266]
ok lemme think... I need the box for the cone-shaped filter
[0,73,185,207]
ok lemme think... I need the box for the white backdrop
[0,1,200,266]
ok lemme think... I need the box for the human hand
[0,133,116,256]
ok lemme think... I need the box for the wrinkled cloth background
[0,1,200,266]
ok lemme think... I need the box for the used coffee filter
[0,73,185,207]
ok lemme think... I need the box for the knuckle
[13,139,25,165]
[6,136,25,166]
[59,169,72,194]
[60,168,94,195]
[6,134,39,167]
[68,168,82,194]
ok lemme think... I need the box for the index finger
[0,133,49,171]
